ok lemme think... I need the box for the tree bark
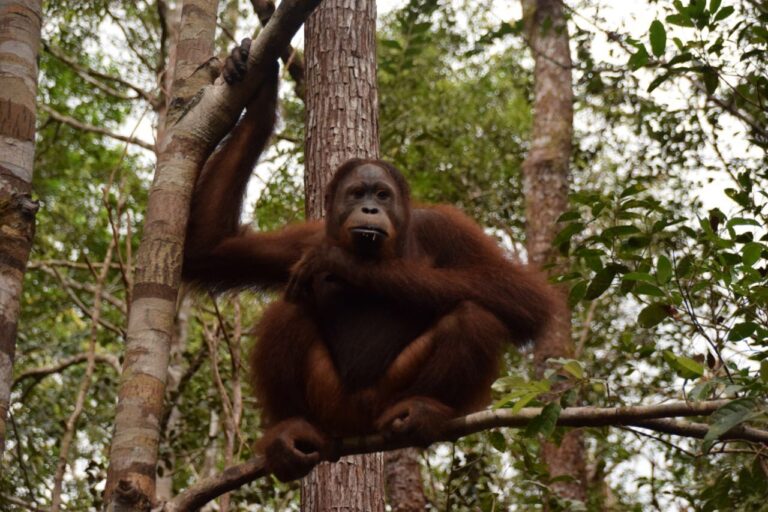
[520,0,587,505]
[103,1,220,509]
[0,0,42,458]
[301,0,385,509]
[384,449,428,512]
[102,0,325,509]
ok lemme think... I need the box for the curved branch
[165,400,768,510]
[43,42,158,106]
[40,105,155,151]
[13,353,121,387]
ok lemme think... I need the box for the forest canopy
[0,0,767,511]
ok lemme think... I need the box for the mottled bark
[520,0,586,505]
[103,0,324,509]
[155,296,191,502]
[0,0,42,458]
[384,448,427,512]
[301,0,385,509]
[303,0,379,218]
[103,1,220,509]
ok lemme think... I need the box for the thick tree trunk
[384,448,427,511]
[103,1,220,510]
[301,0,385,509]
[520,0,587,505]
[0,0,41,458]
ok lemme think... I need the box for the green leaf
[639,303,670,327]
[676,255,695,277]
[742,242,763,266]
[666,13,694,27]
[557,211,582,222]
[553,222,584,247]
[622,272,655,283]
[628,45,649,70]
[603,225,641,238]
[524,403,562,438]
[488,431,506,452]
[568,280,587,307]
[381,39,403,50]
[649,20,667,56]
[562,360,585,380]
[761,360,768,383]
[710,0,722,13]
[412,22,432,33]
[702,66,719,94]
[657,255,673,283]
[728,322,757,341]
[585,267,616,300]
[620,184,645,198]
[647,72,672,93]
[662,350,704,379]
[703,398,757,452]
[713,5,734,21]
[634,283,665,297]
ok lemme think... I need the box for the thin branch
[49,266,125,338]
[40,104,155,151]
[28,259,124,270]
[0,494,45,512]
[43,42,157,106]
[35,265,126,313]
[165,400,767,510]
[620,426,697,458]
[51,239,115,512]
[632,418,768,444]
[105,7,158,74]
[574,299,599,358]
[12,353,121,387]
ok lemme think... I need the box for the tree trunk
[103,1,219,510]
[384,448,427,511]
[301,0,385,509]
[0,0,42,458]
[520,0,587,505]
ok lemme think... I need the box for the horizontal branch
[28,260,126,271]
[40,104,155,151]
[13,353,121,387]
[166,400,767,510]
[633,418,768,444]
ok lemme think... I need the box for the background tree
[520,0,587,506]
[0,0,42,458]
[301,0,386,510]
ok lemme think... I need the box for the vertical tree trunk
[301,0,385,510]
[384,449,427,511]
[0,0,42,458]
[520,0,587,505]
[104,1,219,510]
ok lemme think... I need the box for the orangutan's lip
[350,226,388,240]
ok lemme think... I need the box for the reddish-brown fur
[184,53,559,481]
